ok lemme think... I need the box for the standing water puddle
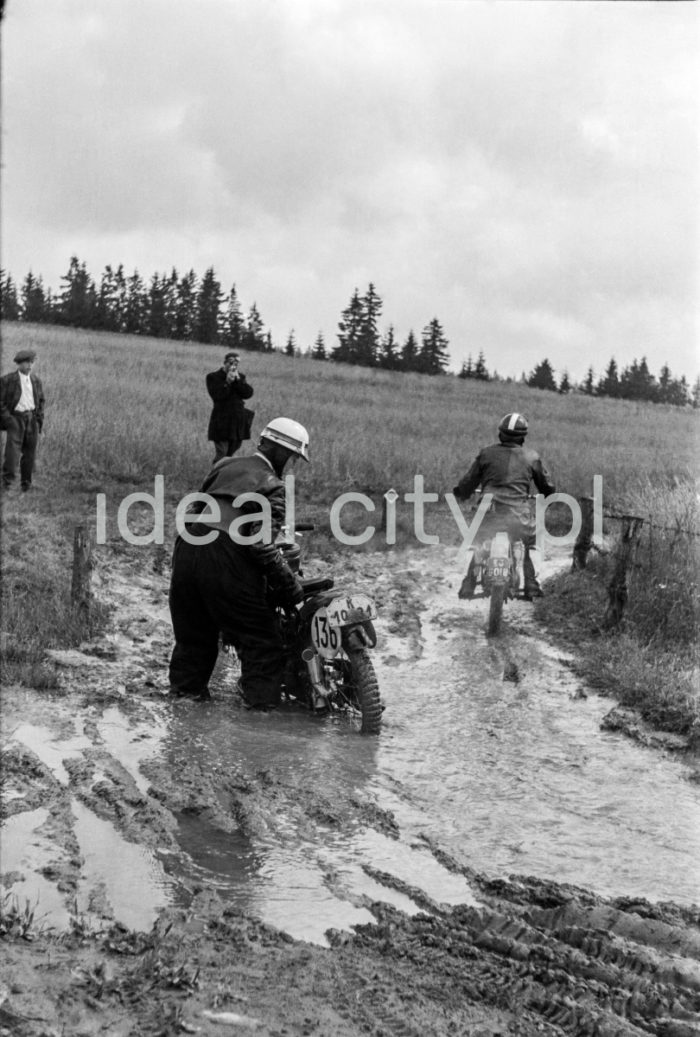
[2,551,698,940]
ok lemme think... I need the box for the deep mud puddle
[2,545,698,948]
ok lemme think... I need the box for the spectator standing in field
[169,417,309,710]
[452,411,556,599]
[0,349,45,492]
[206,351,254,463]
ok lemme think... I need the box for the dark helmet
[498,412,529,439]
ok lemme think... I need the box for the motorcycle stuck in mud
[265,525,383,734]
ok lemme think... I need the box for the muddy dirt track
[1,542,699,1037]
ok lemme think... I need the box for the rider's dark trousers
[2,412,39,488]
[472,508,541,593]
[168,533,285,706]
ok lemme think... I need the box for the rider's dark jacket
[192,452,286,551]
[453,441,556,523]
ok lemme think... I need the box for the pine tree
[311,332,327,360]
[0,271,20,320]
[284,330,296,357]
[147,273,168,337]
[620,357,656,401]
[474,351,489,381]
[58,256,96,327]
[378,325,400,370]
[95,264,120,331]
[175,270,197,340]
[581,366,595,395]
[333,288,363,363]
[356,283,382,367]
[597,358,619,398]
[458,355,473,379]
[20,272,47,322]
[124,270,147,334]
[418,318,450,375]
[558,371,571,394]
[527,358,557,391]
[222,284,244,351]
[242,302,266,351]
[692,376,700,409]
[401,330,419,372]
[193,267,223,343]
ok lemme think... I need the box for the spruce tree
[527,358,557,391]
[474,351,489,381]
[175,270,197,340]
[311,332,327,360]
[333,288,363,363]
[378,325,399,370]
[356,283,382,367]
[20,272,47,322]
[242,302,266,351]
[222,284,244,351]
[193,267,222,344]
[401,330,419,372]
[418,318,450,375]
[0,272,20,320]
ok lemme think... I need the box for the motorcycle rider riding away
[452,412,556,600]
[168,417,309,710]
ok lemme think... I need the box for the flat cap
[14,349,36,363]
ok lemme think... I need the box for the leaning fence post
[602,514,644,630]
[571,495,595,570]
[71,524,93,623]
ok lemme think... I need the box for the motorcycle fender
[342,622,375,651]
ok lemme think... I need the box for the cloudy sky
[2,0,698,381]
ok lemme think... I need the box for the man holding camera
[206,351,254,463]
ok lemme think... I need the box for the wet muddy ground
[1,541,699,1036]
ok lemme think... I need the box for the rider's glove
[254,544,304,608]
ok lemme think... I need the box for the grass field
[1,321,698,730]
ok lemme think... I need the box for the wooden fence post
[571,495,595,571]
[71,524,93,623]
[381,488,399,542]
[602,515,644,630]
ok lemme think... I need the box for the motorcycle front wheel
[342,649,383,734]
[487,582,506,637]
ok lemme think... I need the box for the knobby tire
[346,649,383,734]
[487,582,506,637]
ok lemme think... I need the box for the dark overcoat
[0,371,45,431]
[205,369,254,442]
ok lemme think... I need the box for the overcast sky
[2,0,698,381]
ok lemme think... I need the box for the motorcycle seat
[300,575,334,595]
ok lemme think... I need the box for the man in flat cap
[0,349,45,492]
[206,350,254,464]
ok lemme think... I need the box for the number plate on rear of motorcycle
[311,595,376,659]
[325,594,377,627]
[489,561,509,579]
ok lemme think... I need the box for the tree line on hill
[1,257,696,405]
[0,259,450,376]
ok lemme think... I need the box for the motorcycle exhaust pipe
[301,647,328,711]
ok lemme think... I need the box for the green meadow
[1,321,698,732]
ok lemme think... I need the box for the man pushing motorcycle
[452,412,556,600]
[168,417,309,710]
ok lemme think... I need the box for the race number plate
[489,560,510,579]
[310,595,377,659]
[325,594,376,627]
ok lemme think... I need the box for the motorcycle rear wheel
[487,582,506,637]
[344,649,383,734]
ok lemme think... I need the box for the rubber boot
[523,546,543,600]
[458,556,477,599]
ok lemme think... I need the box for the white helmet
[260,417,310,462]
